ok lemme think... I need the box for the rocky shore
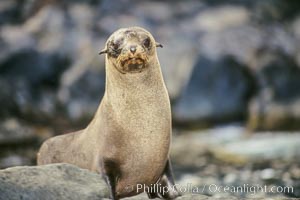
[0,0,299,199]
[0,163,296,200]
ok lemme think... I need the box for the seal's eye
[108,40,122,58]
[112,42,120,50]
[111,38,123,50]
[143,38,151,49]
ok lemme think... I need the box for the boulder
[0,163,217,200]
[0,164,109,200]
[0,49,69,123]
[0,118,50,169]
[173,56,255,127]
[247,53,300,131]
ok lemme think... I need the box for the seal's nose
[130,46,137,54]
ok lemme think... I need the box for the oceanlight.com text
[135,183,294,196]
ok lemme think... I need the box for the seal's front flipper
[147,159,181,199]
[101,159,120,200]
[103,173,118,200]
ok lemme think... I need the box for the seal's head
[99,27,162,74]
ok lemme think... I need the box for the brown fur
[37,27,172,198]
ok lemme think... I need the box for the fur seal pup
[37,27,180,200]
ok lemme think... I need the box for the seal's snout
[121,57,145,73]
[115,43,149,73]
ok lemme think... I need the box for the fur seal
[37,27,180,200]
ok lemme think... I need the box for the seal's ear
[99,48,108,55]
[156,42,163,48]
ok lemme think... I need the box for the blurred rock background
[0,0,299,198]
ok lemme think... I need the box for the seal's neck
[88,54,171,134]
[104,55,167,102]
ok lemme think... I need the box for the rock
[156,26,199,99]
[290,165,300,179]
[293,16,300,41]
[134,2,173,24]
[247,53,300,131]
[171,126,247,168]
[0,0,29,25]
[0,25,35,63]
[0,118,40,146]
[173,56,255,127]
[0,163,216,200]
[58,69,105,122]
[0,164,109,200]
[0,79,20,118]
[0,49,70,122]
[260,168,276,180]
[0,49,68,87]
[198,24,264,65]
[68,3,95,30]
[0,1,18,25]
[201,0,300,22]
[0,3,105,125]
[0,155,30,169]
[221,133,300,160]
[192,6,250,32]
[172,126,300,163]
[223,173,238,184]
[0,118,52,169]
[250,0,300,22]
[97,14,148,34]
[24,5,67,55]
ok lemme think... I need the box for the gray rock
[0,118,49,169]
[197,24,264,64]
[134,2,173,24]
[191,6,250,33]
[247,53,300,131]
[0,164,109,200]
[0,49,68,86]
[250,0,300,22]
[0,1,18,25]
[172,126,300,162]
[173,56,255,126]
[59,69,105,121]
[0,164,215,200]
[221,133,300,160]
[0,25,35,63]
[0,48,70,122]
[0,3,107,124]
[0,118,39,146]
[97,14,148,34]
[0,155,30,169]
[156,27,198,99]
[293,16,300,42]
[171,126,246,166]
[260,168,276,180]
